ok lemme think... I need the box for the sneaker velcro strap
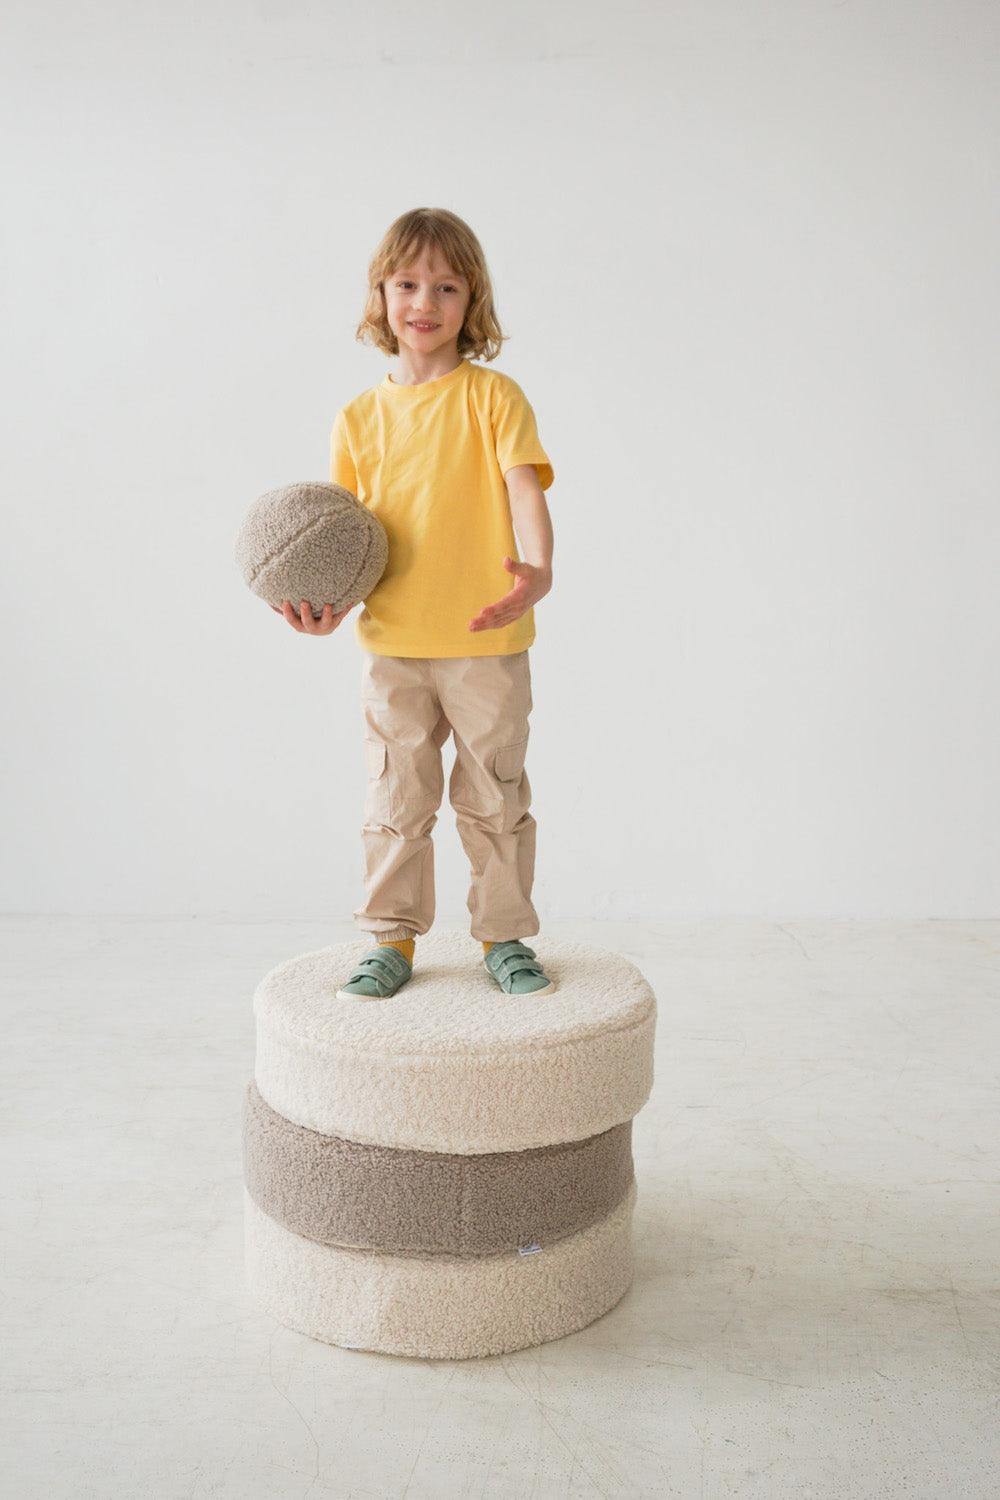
[492,954,543,983]
[488,948,542,984]
[486,941,539,980]
[367,945,410,974]
[347,948,409,990]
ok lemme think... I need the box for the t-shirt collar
[382,359,470,395]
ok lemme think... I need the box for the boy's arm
[505,464,554,576]
[467,464,554,632]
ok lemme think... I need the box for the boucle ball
[235,481,388,616]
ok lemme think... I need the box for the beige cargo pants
[353,649,539,944]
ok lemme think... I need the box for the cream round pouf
[243,929,656,1359]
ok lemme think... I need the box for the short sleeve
[329,408,359,494]
[491,380,554,490]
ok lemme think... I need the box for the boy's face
[382,247,471,359]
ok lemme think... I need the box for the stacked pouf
[243,929,657,1359]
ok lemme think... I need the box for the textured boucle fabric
[243,931,655,1355]
[244,1177,637,1359]
[252,930,657,1152]
[242,1078,635,1256]
[234,480,388,613]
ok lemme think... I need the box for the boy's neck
[389,346,464,387]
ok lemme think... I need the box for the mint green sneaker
[483,940,555,996]
[336,945,413,1001]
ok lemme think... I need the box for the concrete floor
[1,915,998,1499]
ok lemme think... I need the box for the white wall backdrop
[2,0,997,920]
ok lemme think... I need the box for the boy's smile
[383,246,471,380]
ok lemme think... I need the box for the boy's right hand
[271,598,356,635]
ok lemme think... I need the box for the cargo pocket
[363,737,392,827]
[490,738,530,832]
[494,738,528,782]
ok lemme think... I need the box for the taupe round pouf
[242,929,657,1359]
[234,480,388,614]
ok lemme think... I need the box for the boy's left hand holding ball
[270,599,355,635]
[468,557,552,633]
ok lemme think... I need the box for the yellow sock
[380,938,415,964]
[483,940,518,954]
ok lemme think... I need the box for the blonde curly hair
[355,207,508,363]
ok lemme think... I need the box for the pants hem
[356,924,420,943]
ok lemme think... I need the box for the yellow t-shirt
[329,358,554,657]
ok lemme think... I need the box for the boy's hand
[271,598,355,635]
[468,558,552,633]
